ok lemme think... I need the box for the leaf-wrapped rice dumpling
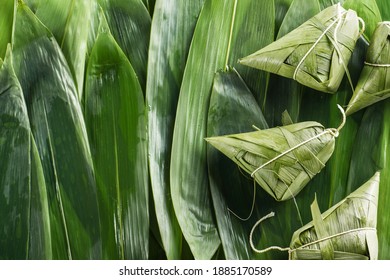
[289,172,379,260]
[206,115,341,201]
[346,22,390,115]
[239,4,361,93]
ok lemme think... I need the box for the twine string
[227,180,257,221]
[364,61,390,67]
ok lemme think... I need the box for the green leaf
[343,0,382,41]
[13,3,101,259]
[230,0,275,106]
[346,100,390,259]
[98,0,151,91]
[264,0,320,126]
[0,46,30,259]
[207,68,268,259]
[142,0,155,15]
[23,0,40,12]
[319,0,346,10]
[277,0,320,39]
[310,196,334,259]
[376,0,390,21]
[146,0,205,260]
[0,0,15,60]
[84,15,149,260]
[35,0,93,99]
[28,136,52,259]
[274,0,294,36]
[170,0,275,259]
[0,46,51,259]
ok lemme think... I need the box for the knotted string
[251,104,346,177]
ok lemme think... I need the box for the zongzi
[206,106,345,201]
[249,172,379,260]
[289,172,379,260]
[239,4,362,93]
[346,22,390,115]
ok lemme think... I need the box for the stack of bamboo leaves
[1,0,390,260]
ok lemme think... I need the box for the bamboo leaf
[13,3,101,259]
[274,0,294,36]
[28,136,52,259]
[170,0,275,259]
[23,0,39,12]
[98,0,151,91]
[310,196,334,259]
[142,0,155,15]
[207,68,268,259]
[264,0,320,126]
[319,0,346,10]
[146,0,205,260]
[277,0,320,39]
[376,0,390,21]
[343,0,382,41]
[0,0,15,60]
[84,15,149,260]
[346,100,390,259]
[170,0,230,259]
[0,45,51,259]
[35,0,93,99]
[229,0,274,106]
[0,46,30,259]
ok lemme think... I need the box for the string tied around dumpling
[249,211,376,258]
[251,104,346,177]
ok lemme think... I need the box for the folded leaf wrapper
[239,4,360,93]
[289,172,379,260]
[346,22,390,115]
[206,120,335,201]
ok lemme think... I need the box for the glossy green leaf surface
[28,137,52,259]
[0,46,51,259]
[13,3,101,259]
[346,100,390,259]
[0,0,15,60]
[98,0,151,90]
[84,17,149,260]
[0,47,30,259]
[343,0,382,41]
[376,0,390,20]
[170,0,274,259]
[263,0,320,125]
[207,68,268,259]
[35,0,93,99]
[146,0,205,260]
